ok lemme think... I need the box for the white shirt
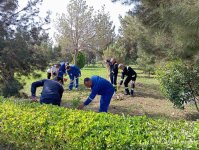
[51,66,57,73]
[47,68,51,73]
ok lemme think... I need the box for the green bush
[76,52,86,69]
[157,61,199,111]
[0,98,198,149]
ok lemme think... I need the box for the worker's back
[40,80,63,101]
[91,76,114,96]
[67,65,81,77]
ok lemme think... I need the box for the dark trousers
[40,98,61,106]
[110,73,118,91]
[47,73,51,79]
[124,76,136,95]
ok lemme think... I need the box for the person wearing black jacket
[31,77,64,106]
[118,64,137,96]
[106,58,118,91]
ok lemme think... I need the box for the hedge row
[0,98,198,149]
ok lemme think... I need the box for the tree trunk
[193,98,199,112]
[74,49,78,65]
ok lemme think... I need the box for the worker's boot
[130,89,134,97]
[113,85,117,92]
[124,88,130,95]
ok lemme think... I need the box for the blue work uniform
[31,79,64,106]
[84,76,114,112]
[67,65,81,90]
[58,63,66,78]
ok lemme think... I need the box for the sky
[19,0,133,40]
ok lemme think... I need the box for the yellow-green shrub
[0,98,198,149]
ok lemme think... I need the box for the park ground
[20,65,199,121]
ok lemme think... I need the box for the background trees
[113,0,199,64]
[0,0,51,97]
[113,0,199,110]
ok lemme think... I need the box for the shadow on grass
[137,75,156,79]
[135,83,164,100]
[135,91,164,100]
[185,113,199,121]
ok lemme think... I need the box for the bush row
[0,98,198,149]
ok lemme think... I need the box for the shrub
[76,52,86,69]
[157,61,199,111]
[0,98,198,149]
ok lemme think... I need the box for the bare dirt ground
[61,81,199,121]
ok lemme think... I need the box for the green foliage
[0,0,51,97]
[116,0,199,65]
[0,78,23,97]
[103,44,126,63]
[55,0,115,64]
[136,53,156,76]
[76,52,86,69]
[0,99,198,149]
[157,61,199,111]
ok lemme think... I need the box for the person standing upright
[110,58,118,92]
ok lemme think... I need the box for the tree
[55,0,95,65]
[76,51,86,69]
[55,1,115,64]
[103,43,126,63]
[136,53,156,77]
[114,0,199,64]
[93,6,115,60]
[0,0,50,97]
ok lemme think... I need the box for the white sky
[19,0,133,41]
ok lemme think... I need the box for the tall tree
[55,1,115,64]
[93,6,115,60]
[0,0,50,97]
[55,0,95,65]
[113,0,199,64]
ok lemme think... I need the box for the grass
[19,65,199,121]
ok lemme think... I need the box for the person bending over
[118,64,137,96]
[78,76,114,112]
[66,65,81,90]
[31,77,64,106]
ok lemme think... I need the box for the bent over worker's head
[118,64,125,70]
[84,78,92,88]
[66,65,71,71]
[55,77,63,85]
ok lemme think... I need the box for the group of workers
[31,58,137,112]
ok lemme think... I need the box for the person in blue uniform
[118,64,137,96]
[58,63,67,78]
[31,77,64,106]
[58,62,69,84]
[66,65,81,90]
[78,76,114,112]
